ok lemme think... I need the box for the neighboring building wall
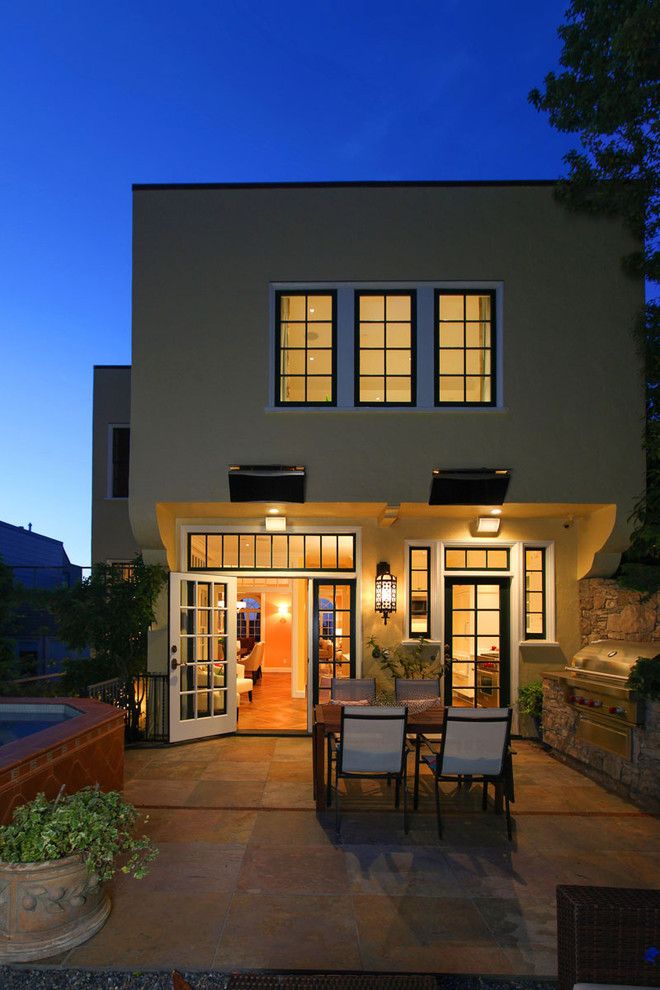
[130,183,644,559]
[580,578,660,645]
[91,365,139,565]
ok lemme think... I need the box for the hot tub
[0,697,125,825]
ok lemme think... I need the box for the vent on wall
[228,465,306,503]
[429,469,511,506]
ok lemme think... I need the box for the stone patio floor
[32,736,660,977]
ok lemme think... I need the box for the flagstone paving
[24,738,660,976]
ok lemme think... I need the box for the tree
[51,555,167,735]
[529,0,659,583]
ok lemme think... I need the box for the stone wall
[580,578,660,645]
[543,674,660,809]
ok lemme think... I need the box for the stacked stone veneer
[543,675,660,807]
[579,578,660,645]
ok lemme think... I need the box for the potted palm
[0,786,157,962]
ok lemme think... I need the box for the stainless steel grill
[558,640,654,758]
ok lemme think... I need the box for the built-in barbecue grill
[557,640,654,759]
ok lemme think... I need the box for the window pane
[280,376,305,403]
[239,535,255,568]
[360,295,384,320]
[360,324,384,348]
[289,535,304,568]
[488,549,509,569]
[386,377,411,403]
[308,295,332,320]
[411,570,428,591]
[272,534,288,568]
[466,350,491,375]
[526,549,543,570]
[386,351,411,375]
[305,535,321,569]
[360,377,385,402]
[338,535,354,568]
[321,535,337,569]
[527,613,543,635]
[387,323,411,348]
[452,583,473,607]
[454,610,475,634]
[281,295,306,320]
[439,295,464,320]
[387,295,411,320]
[281,323,306,347]
[440,349,464,375]
[223,534,238,567]
[527,571,543,591]
[307,350,332,375]
[360,350,385,375]
[466,376,491,402]
[411,549,428,570]
[207,535,222,568]
[281,350,305,375]
[439,377,464,402]
[440,324,464,347]
[466,322,491,348]
[309,322,332,347]
[466,294,491,320]
[446,549,466,569]
[255,535,271,568]
[307,377,333,402]
[466,549,487,568]
[190,535,206,568]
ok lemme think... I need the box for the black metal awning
[228,465,306,503]
[429,468,511,505]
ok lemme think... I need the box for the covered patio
[27,737,660,977]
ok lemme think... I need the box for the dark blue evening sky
[0,1,573,566]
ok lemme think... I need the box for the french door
[444,577,510,707]
[312,579,356,704]
[169,572,237,742]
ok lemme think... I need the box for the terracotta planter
[0,854,111,961]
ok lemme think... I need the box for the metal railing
[86,673,169,744]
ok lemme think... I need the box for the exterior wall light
[265,515,286,532]
[375,561,397,625]
[475,516,501,534]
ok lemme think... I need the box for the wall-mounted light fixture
[265,515,286,532]
[374,561,397,625]
[276,601,290,621]
[236,599,247,610]
[475,516,501,535]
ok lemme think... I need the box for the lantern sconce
[375,561,397,625]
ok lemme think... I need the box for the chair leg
[403,764,409,834]
[482,780,488,810]
[248,690,252,702]
[505,793,512,841]
[414,735,421,810]
[434,775,442,839]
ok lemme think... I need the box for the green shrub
[627,654,660,702]
[0,787,158,882]
[517,680,543,719]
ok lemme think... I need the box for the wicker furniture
[557,885,660,990]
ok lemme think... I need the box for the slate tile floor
[31,738,660,976]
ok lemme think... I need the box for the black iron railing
[86,673,169,744]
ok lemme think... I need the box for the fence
[86,673,169,744]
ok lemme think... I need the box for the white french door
[169,572,237,742]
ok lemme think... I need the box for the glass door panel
[312,579,356,703]
[169,572,237,742]
[445,578,509,707]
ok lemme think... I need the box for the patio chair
[421,707,514,840]
[327,677,376,804]
[330,705,411,838]
[394,677,441,809]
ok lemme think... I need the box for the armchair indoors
[242,641,265,683]
[236,662,253,703]
[421,706,514,840]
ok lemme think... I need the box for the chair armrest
[237,663,245,677]
[328,732,340,752]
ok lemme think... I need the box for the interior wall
[293,579,308,697]
[263,591,292,670]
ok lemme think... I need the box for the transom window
[355,291,415,405]
[188,532,355,572]
[444,546,510,570]
[275,291,336,406]
[436,291,495,406]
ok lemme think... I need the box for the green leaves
[517,680,544,718]
[627,654,660,700]
[0,787,158,882]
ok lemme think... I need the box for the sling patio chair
[421,706,514,840]
[329,704,411,838]
[326,677,376,804]
[394,676,442,809]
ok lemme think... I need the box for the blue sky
[0,1,574,566]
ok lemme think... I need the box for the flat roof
[133,179,558,191]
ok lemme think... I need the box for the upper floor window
[435,291,495,406]
[275,291,336,406]
[110,426,130,498]
[355,291,415,405]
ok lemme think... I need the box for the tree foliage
[52,555,167,690]
[530,0,659,581]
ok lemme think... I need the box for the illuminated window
[276,292,336,405]
[356,292,415,405]
[444,547,510,570]
[408,547,430,638]
[188,532,355,572]
[524,547,546,638]
[436,291,495,405]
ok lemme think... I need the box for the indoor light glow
[374,561,397,625]
[476,516,501,534]
[265,515,286,532]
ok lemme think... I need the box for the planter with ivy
[0,787,157,961]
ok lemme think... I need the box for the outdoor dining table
[312,702,446,813]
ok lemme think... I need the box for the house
[0,519,87,675]
[91,180,644,743]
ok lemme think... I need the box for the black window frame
[444,546,510,571]
[187,532,356,573]
[354,289,417,407]
[111,426,130,499]
[274,289,337,407]
[524,546,547,639]
[434,289,497,408]
[408,545,431,639]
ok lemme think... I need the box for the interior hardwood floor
[237,670,307,732]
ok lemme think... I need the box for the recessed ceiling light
[268,508,279,514]
[490,508,502,515]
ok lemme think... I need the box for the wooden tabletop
[313,703,445,735]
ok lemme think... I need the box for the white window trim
[106,424,129,499]
[268,281,504,411]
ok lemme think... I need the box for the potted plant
[518,679,544,739]
[0,786,158,962]
[627,654,660,702]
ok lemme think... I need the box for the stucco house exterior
[92,180,644,743]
